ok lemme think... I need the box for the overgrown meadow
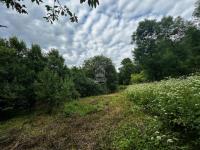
[126,75,200,148]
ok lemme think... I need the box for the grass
[0,77,199,149]
[63,97,106,117]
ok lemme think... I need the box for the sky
[0,0,197,69]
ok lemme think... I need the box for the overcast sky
[0,0,197,68]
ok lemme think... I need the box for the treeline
[0,37,117,119]
[119,16,200,85]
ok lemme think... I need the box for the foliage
[126,75,200,147]
[132,16,200,81]
[118,58,139,85]
[0,0,99,24]
[131,71,147,84]
[194,0,200,17]
[83,55,118,92]
[34,68,62,111]
[71,67,106,97]
[60,78,80,100]
[102,119,185,150]
[0,37,35,116]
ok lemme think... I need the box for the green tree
[118,58,138,85]
[0,37,34,117]
[83,55,118,92]
[70,67,105,97]
[59,78,79,100]
[34,67,62,112]
[46,49,65,78]
[194,0,200,17]
[132,17,192,81]
[27,44,46,73]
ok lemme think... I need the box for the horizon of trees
[0,36,117,120]
[131,16,200,81]
[0,0,200,120]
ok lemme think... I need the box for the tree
[59,78,79,100]
[46,49,65,77]
[70,67,105,97]
[0,0,99,24]
[118,58,138,85]
[132,16,200,81]
[194,0,200,18]
[83,55,118,92]
[34,67,62,112]
[27,44,46,73]
[0,37,34,117]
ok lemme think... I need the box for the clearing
[0,90,167,150]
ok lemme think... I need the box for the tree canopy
[0,36,119,119]
[132,16,200,81]
[83,55,118,92]
[194,0,200,17]
[118,58,138,85]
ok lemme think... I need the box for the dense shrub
[34,68,79,112]
[131,71,147,84]
[126,75,200,146]
[71,67,107,97]
[83,55,118,92]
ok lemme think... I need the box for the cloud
[0,0,197,69]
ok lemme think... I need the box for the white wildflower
[156,136,162,140]
[167,139,173,143]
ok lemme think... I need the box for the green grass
[0,81,199,149]
[64,101,100,116]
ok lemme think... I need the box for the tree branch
[0,24,7,28]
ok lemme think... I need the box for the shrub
[131,71,147,84]
[59,78,79,100]
[34,68,78,112]
[71,67,107,97]
[126,75,200,146]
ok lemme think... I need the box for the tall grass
[125,75,200,146]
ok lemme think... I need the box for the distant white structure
[95,65,106,83]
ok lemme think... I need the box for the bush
[71,67,107,97]
[34,68,78,112]
[126,75,200,146]
[131,71,147,84]
[59,78,79,100]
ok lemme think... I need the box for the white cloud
[0,0,197,69]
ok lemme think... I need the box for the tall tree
[118,58,138,85]
[194,0,200,18]
[46,49,65,77]
[70,67,104,97]
[83,55,118,92]
[131,16,197,81]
